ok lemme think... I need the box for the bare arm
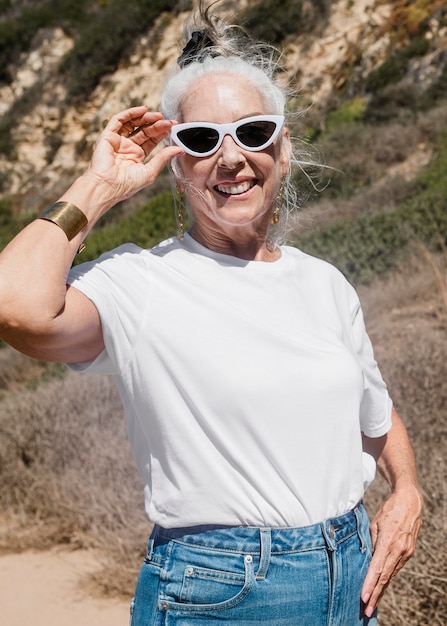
[0,107,182,363]
[361,408,423,618]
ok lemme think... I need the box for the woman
[0,5,422,625]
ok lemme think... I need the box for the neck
[189,222,280,262]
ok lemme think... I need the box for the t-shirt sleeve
[350,296,393,437]
[67,244,147,375]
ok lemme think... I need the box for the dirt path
[0,548,130,626]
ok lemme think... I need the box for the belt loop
[354,503,367,553]
[256,528,271,580]
[145,538,155,562]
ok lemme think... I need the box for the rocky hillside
[0,0,446,217]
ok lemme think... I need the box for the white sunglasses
[170,115,285,157]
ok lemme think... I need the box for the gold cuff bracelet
[38,202,88,241]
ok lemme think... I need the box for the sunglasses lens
[236,120,277,148]
[176,127,220,153]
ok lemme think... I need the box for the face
[174,73,290,238]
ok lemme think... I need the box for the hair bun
[177,29,215,68]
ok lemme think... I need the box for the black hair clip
[177,29,215,67]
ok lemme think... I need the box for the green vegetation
[424,62,447,107]
[365,36,430,93]
[73,191,178,264]
[387,0,443,41]
[0,0,179,156]
[59,0,179,101]
[0,0,93,85]
[0,0,178,96]
[237,0,331,44]
[296,129,447,284]
[363,29,443,122]
[237,0,304,44]
[325,96,366,130]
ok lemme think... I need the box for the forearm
[363,409,421,496]
[0,174,109,344]
[380,413,420,493]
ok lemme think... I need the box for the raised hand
[85,106,183,208]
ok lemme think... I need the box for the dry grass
[361,251,447,624]
[0,366,151,588]
[0,250,446,622]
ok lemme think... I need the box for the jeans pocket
[160,550,256,612]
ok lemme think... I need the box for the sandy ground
[0,547,130,626]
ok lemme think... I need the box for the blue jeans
[130,503,377,625]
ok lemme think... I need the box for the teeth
[216,181,253,195]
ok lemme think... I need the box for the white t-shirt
[68,234,392,528]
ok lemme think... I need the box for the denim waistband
[150,502,366,554]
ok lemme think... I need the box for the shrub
[237,0,304,44]
[365,35,430,93]
[365,82,423,123]
[325,96,366,130]
[423,59,447,107]
[59,0,179,101]
[74,191,177,264]
[295,128,447,284]
[295,211,411,284]
[0,0,92,85]
[237,0,332,44]
[387,0,441,41]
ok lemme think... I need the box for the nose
[217,133,245,169]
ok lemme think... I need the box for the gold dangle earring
[175,186,185,240]
[271,179,284,225]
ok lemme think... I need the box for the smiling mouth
[215,180,257,196]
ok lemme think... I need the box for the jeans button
[329,524,336,539]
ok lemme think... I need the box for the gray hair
[161,55,286,120]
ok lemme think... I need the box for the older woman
[0,5,422,625]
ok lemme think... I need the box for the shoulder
[282,244,350,283]
[282,245,360,312]
[69,237,181,282]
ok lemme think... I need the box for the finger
[118,118,175,153]
[362,517,422,617]
[131,117,175,141]
[363,568,398,619]
[118,122,136,137]
[133,120,178,157]
[144,145,184,184]
[361,541,407,616]
[105,107,163,137]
